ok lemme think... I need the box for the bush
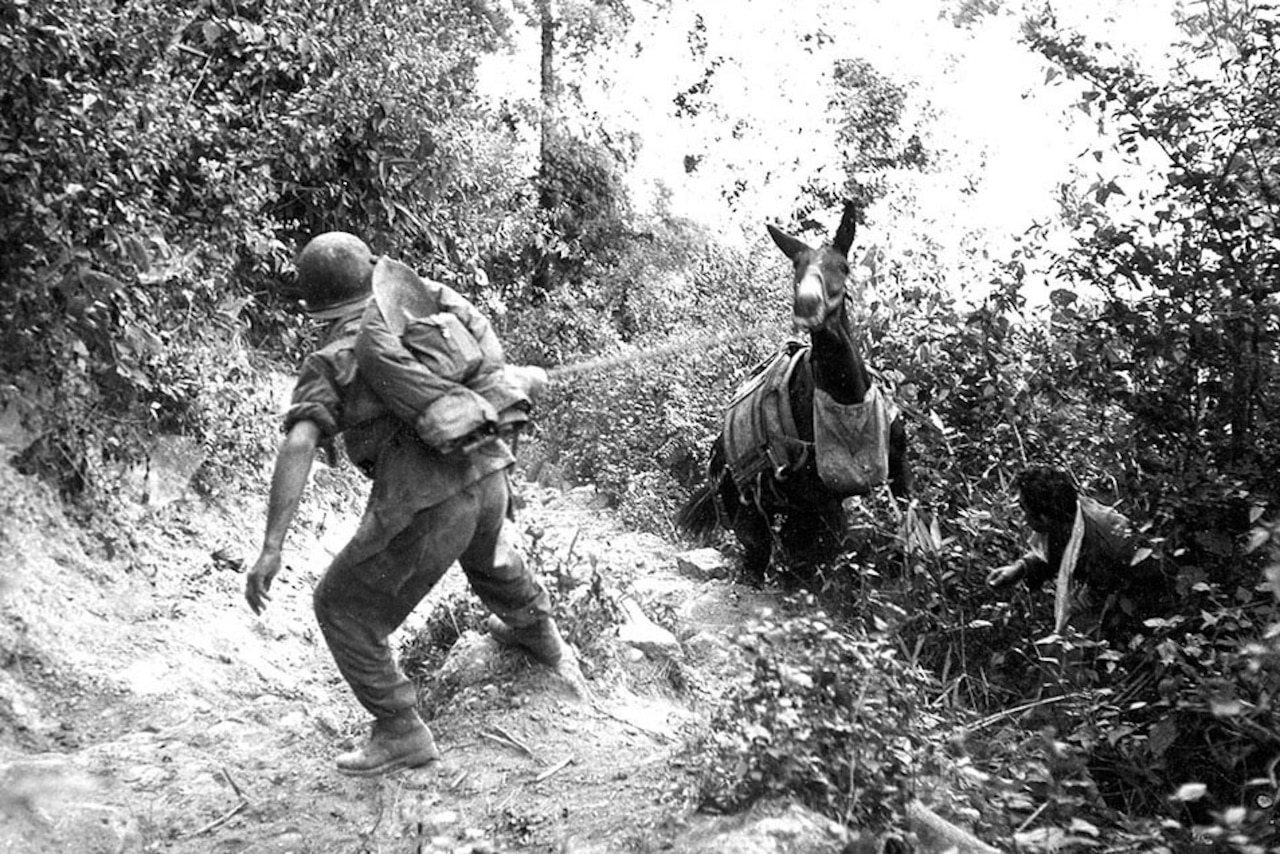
[0,0,525,502]
[689,595,957,830]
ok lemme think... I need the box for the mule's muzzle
[793,271,826,330]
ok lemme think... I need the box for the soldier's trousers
[313,470,551,719]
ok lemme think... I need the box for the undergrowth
[686,594,961,833]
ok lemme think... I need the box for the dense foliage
[691,598,950,829]
[729,5,1280,847]
[0,0,526,499]
[1026,1,1280,517]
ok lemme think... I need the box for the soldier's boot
[335,708,441,777]
[487,615,591,701]
[486,614,569,665]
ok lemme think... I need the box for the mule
[675,203,910,582]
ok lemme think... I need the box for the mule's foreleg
[778,498,847,566]
[888,416,911,500]
[728,495,773,585]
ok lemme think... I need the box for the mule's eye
[839,261,850,275]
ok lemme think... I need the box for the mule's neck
[807,307,871,405]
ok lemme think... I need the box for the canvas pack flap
[371,256,441,335]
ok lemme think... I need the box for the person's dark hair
[1014,467,1078,527]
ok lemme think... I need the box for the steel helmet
[294,232,376,319]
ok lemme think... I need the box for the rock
[0,755,141,854]
[423,809,460,830]
[120,763,170,789]
[536,462,567,489]
[675,548,731,581]
[1,754,95,813]
[684,630,741,671]
[615,597,681,660]
[146,434,206,508]
[665,801,855,853]
[629,572,696,605]
[907,799,1002,854]
[437,631,507,687]
[566,483,611,510]
[677,587,776,631]
[0,402,33,452]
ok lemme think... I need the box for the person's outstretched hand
[245,547,282,615]
[986,563,1022,590]
[506,365,549,402]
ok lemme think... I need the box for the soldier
[987,466,1163,640]
[245,231,580,777]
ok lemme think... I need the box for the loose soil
[0,452,787,854]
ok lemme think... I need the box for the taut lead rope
[544,320,786,381]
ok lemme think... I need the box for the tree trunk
[538,0,558,190]
[533,0,560,293]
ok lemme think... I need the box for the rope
[545,320,786,381]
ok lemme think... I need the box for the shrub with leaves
[690,596,952,829]
[1025,3,1280,508]
[0,0,527,501]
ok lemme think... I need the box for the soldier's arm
[988,531,1052,590]
[246,419,320,615]
[1018,530,1055,588]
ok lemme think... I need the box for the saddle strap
[722,342,812,496]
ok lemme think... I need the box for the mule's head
[767,202,857,334]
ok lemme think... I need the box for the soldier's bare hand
[506,365,549,401]
[245,548,282,615]
[986,564,1022,590]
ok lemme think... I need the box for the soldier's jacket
[1016,496,1141,592]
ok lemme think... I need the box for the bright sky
[477,0,1188,299]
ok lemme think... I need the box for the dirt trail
[0,458,784,853]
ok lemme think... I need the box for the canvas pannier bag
[812,383,895,495]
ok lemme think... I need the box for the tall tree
[538,0,559,172]
[511,0,640,294]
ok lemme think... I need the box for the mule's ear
[833,201,858,257]
[767,224,809,261]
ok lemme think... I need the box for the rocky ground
[0,448,884,854]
